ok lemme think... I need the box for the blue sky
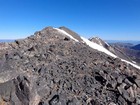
[0,0,140,40]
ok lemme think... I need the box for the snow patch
[53,28,140,70]
[81,37,117,58]
[95,37,103,46]
[95,37,100,40]
[54,28,79,42]
[121,59,140,69]
[132,61,136,64]
[81,36,140,70]
[98,40,103,46]
[105,41,110,46]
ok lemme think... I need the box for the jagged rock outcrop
[0,27,140,105]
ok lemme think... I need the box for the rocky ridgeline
[89,37,133,63]
[0,27,140,105]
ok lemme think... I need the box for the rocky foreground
[0,27,140,105]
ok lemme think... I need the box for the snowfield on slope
[81,37,140,70]
[121,59,140,70]
[54,28,79,42]
[54,28,140,70]
[81,37,117,58]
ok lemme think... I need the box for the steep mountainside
[0,27,140,105]
[90,38,140,65]
[89,37,133,62]
[111,43,140,65]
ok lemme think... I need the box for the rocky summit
[0,26,140,105]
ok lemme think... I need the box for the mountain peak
[0,26,140,105]
[58,26,83,42]
[89,36,109,47]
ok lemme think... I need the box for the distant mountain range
[0,40,15,42]
[106,40,140,45]
[109,42,140,65]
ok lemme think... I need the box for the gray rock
[0,26,140,105]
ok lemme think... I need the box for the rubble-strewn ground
[0,27,140,105]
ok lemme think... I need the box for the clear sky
[0,0,140,40]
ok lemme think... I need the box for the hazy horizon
[1,38,140,43]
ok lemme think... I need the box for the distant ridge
[106,40,140,45]
[0,39,15,42]
[131,44,140,50]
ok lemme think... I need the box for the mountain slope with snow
[0,26,140,105]
[54,27,140,70]
[54,28,79,42]
[81,37,117,58]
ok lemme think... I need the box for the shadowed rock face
[0,27,140,105]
